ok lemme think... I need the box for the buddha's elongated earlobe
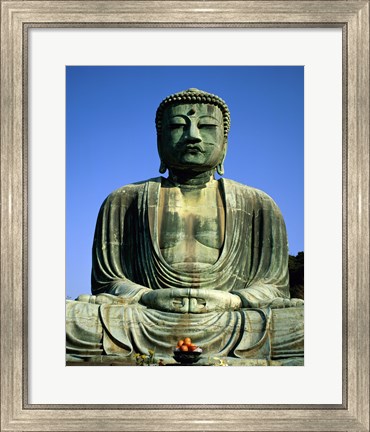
[216,162,224,176]
[159,160,167,174]
[216,141,227,176]
[157,136,167,174]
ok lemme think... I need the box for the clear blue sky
[66,66,304,299]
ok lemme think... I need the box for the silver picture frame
[1,1,369,431]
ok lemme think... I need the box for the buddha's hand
[141,288,194,313]
[187,289,242,313]
[140,288,242,314]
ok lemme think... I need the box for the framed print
[1,1,369,431]
[65,65,305,369]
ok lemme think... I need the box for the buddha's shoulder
[102,177,161,203]
[223,178,274,200]
[222,178,281,211]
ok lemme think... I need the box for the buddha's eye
[198,123,218,129]
[169,123,186,130]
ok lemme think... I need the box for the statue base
[66,354,303,367]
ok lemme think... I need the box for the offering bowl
[173,349,202,365]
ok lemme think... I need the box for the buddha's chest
[157,184,225,268]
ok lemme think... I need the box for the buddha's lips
[184,145,204,153]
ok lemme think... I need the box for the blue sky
[66,66,304,299]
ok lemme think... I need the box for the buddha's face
[158,103,226,172]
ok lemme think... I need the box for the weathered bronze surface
[66,88,304,364]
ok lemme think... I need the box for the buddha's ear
[216,140,228,176]
[159,160,167,174]
[157,136,167,174]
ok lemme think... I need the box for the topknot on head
[155,88,231,137]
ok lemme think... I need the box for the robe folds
[66,177,304,360]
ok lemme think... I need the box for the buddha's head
[155,89,231,176]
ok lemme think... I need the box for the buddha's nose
[185,122,202,142]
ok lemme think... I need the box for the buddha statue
[66,88,304,365]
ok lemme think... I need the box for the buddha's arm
[89,258,151,305]
[90,189,152,304]
[232,188,298,309]
[234,284,289,308]
[99,280,151,302]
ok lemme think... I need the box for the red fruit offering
[188,344,197,352]
[184,337,192,346]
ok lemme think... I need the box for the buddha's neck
[167,169,215,189]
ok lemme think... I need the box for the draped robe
[66,177,303,361]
